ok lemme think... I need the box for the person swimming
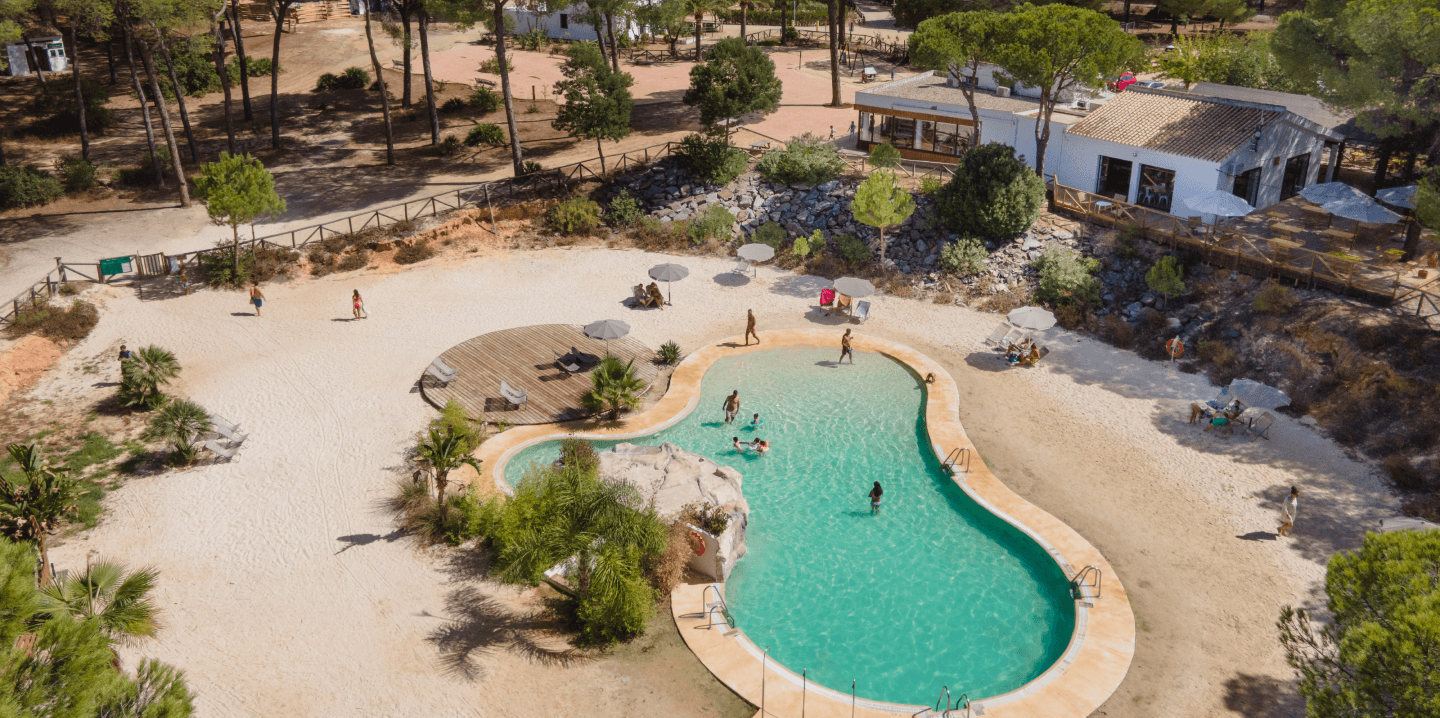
[750,438,770,454]
[733,437,749,452]
[868,481,884,515]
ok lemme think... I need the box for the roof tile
[1067,90,1273,162]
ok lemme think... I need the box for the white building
[1056,88,1341,216]
[505,3,643,42]
[5,37,67,77]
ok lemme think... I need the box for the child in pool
[750,438,770,454]
[732,437,749,452]
[750,413,763,428]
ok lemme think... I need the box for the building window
[1136,164,1176,213]
[559,13,568,28]
[1097,156,1133,201]
[1280,153,1309,200]
[1232,167,1261,207]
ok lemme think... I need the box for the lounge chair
[556,354,582,376]
[1246,412,1275,441]
[212,423,247,446]
[433,357,459,378]
[210,413,239,432]
[832,293,853,316]
[733,258,753,277]
[426,363,454,387]
[852,301,871,323]
[204,440,238,461]
[500,380,528,409]
[985,324,1014,346]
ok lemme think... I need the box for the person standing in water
[868,481,884,515]
[352,290,366,320]
[839,329,854,364]
[723,390,740,423]
[745,309,760,346]
[249,283,265,316]
[732,437,748,452]
[750,413,763,428]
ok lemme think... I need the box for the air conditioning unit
[995,86,1011,98]
[1076,99,1093,110]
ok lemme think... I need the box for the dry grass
[4,299,99,342]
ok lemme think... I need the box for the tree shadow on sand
[424,584,590,681]
[1222,672,1305,718]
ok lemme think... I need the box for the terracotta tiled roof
[1066,90,1275,162]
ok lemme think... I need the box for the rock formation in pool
[597,443,748,582]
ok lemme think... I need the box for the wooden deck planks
[420,324,658,425]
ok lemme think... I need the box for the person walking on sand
[352,290,366,320]
[839,329,854,364]
[1278,487,1299,537]
[868,481,884,515]
[117,344,132,363]
[745,309,760,346]
[723,390,740,423]
[249,283,265,316]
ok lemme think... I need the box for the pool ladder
[941,447,970,474]
[1071,565,1103,602]
[701,585,738,633]
[921,687,980,717]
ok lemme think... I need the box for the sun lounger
[831,294,853,316]
[209,413,240,432]
[1246,412,1275,441]
[500,380,528,409]
[433,357,458,377]
[556,355,582,375]
[985,324,1014,346]
[204,440,238,461]
[213,423,247,446]
[733,258,753,277]
[426,364,454,387]
[853,301,871,323]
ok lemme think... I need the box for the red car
[1109,72,1138,92]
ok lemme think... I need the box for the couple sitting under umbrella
[1006,338,1041,366]
[633,282,666,309]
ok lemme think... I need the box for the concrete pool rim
[473,329,1135,717]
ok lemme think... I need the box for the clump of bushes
[1101,313,1133,348]
[437,135,462,156]
[57,157,97,192]
[751,221,786,249]
[227,56,279,84]
[464,123,505,147]
[755,132,845,185]
[316,66,370,91]
[394,241,436,265]
[657,340,681,365]
[1254,282,1296,314]
[547,197,602,235]
[31,78,113,135]
[920,176,944,195]
[935,142,1044,240]
[0,166,63,209]
[336,247,371,272]
[200,245,299,286]
[478,57,515,74]
[834,231,869,266]
[440,97,469,114]
[114,145,173,187]
[687,205,734,244]
[469,86,502,112]
[522,160,544,174]
[515,27,547,51]
[676,133,748,185]
[607,190,644,226]
[1034,246,1100,306]
[1197,339,1237,366]
[4,298,98,341]
[940,236,987,275]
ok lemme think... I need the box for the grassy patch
[64,432,124,474]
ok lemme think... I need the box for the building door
[560,13,569,28]
[1280,154,1310,200]
[1232,167,1260,207]
[1137,164,1176,213]
[1097,156,1133,200]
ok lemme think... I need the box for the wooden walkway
[420,325,658,425]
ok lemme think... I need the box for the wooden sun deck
[420,324,658,425]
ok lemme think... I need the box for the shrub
[935,142,1045,240]
[1055,303,1087,330]
[516,27,547,51]
[336,248,370,272]
[1198,339,1236,365]
[940,236,987,275]
[1383,454,1429,491]
[678,501,730,536]
[437,135,462,156]
[1101,313,1133,348]
[440,97,469,114]
[316,68,369,92]
[115,145,173,187]
[478,57,515,74]
[1034,246,1100,306]
[31,78,114,135]
[522,160,543,174]
[547,197,602,235]
[835,231,869,266]
[687,205,734,244]
[920,176,944,195]
[57,157,97,192]
[4,299,98,341]
[526,103,541,114]
[606,190,644,226]
[781,25,799,41]
[429,399,484,453]
[867,141,902,170]
[793,229,821,258]
[226,56,278,83]
[676,134,748,185]
[751,221,786,249]
[465,123,505,147]
[657,340,681,365]
[1118,224,1140,258]
[469,86,502,112]
[755,133,845,185]
[1254,282,1296,314]
[1145,255,1186,307]
[315,72,340,91]
[0,166,63,209]
[394,241,436,265]
[198,246,255,286]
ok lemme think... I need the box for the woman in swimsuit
[868,481,884,515]
[750,438,770,454]
[352,290,365,320]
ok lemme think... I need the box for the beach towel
[820,288,835,305]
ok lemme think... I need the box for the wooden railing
[0,141,680,328]
[1052,182,1408,304]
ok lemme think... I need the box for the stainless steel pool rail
[1070,565,1103,602]
[701,584,737,630]
[941,447,970,474]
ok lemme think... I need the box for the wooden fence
[1052,182,1409,304]
[0,141,681,328]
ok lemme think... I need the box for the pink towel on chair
[820,288,836,306]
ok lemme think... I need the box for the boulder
[598,443,749,581]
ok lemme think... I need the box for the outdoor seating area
[206,413,247,461]
[1187,381,1286,441]
[419,324,658,425]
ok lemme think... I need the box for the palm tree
[684,0,726,60]
[414,428,481,522]
[36,560,160,644]
[119,345,180,410]
[581,356,645,420]
[0,445,81,587]
[142,400,211,465]
[738,0,752,43]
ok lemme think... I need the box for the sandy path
[32,243,1394,718]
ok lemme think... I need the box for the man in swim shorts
[745,309,760,346]
[840,328,854,364]
[723,390,740,423]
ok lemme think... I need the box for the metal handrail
[701,584,734,629]
[1071,565,1102,600]
[942,446,970,475]
[944,693,972,717]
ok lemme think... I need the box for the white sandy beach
[21,243,1395,718]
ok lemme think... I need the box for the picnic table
[748,141,771,155]
[1300,204,1331,229]
[1271,222,1303,241]
[1319,228,1355,250]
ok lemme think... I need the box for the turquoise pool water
[502,347,1075,704]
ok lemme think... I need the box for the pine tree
[851,170,914,267]
[552,41,633,174]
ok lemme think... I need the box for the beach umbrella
[583,319,631,355]
[648,263,689,304]
[1299,182,1368,205]
[737,243,775,262]
[1322,195,1402,224]
[1377,185,1418,210]
[1007,306,1056,331]
[832,277,875,299]
[1228,378,1290,411]
[1180,190,1254,218]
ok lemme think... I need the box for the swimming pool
[501,347,1076,705]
